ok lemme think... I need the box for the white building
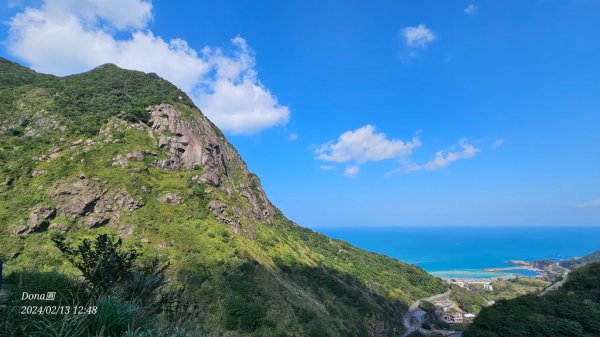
[442,312,464,324]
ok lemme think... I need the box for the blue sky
[1,0,599,227]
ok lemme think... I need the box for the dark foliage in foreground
[1,234,202,337]
[52,234,140,292]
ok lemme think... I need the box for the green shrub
[52,233,140,292]
[222,296,266,332]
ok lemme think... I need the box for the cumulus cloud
[316,126,480,176]
[464,4,478,15]
[6,0,289,135]
[196,38,289,134]
[316,125,420,164]
[401,24,436,48]
[344,165,360,177]
[577,199,600,208]
[289,133,298,141]
[315,125,420,177]
[392,139,480,174]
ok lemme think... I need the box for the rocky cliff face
[9,102,277,240]
[147,103,276,236]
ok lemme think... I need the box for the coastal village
[412,297,478,325]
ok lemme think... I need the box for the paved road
[401,290,452,337]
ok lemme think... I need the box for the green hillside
[560,250,600,269]
[0,58,447,337]
[464,263,600,337]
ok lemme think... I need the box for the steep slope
[0,58,447,337]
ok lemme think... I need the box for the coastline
[430,269,523,280]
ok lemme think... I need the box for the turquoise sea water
[318,227,600,279]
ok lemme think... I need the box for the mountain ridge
[0,58,447,336]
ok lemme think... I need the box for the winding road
[401,289,452,337]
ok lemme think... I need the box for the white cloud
[289,132,298,141]
[317,127,479,176]
[396,139,480,173]
[195,36,289,134]
[316,125,421,163]
[319,165,335,170]
[401,24,436,48]
[465,4,478,15]
[6,0,289,135]
[577,199,600,208]
[344,165,360,177]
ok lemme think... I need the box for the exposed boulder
[126,151,144,161]
[158,192,182,205]
[69,139,83,149]
[208,200,226,215]
[28,206,56,232]
[112,154,128,168]
[84,214,111,228]
[50,178,143,228]
[49,146,61,159]
[200,171,220,186]
[11,225,29,236]
[51,179,101,217]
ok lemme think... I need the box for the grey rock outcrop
[112,154,129,168]
[158,192,182,205]
[148,104,228,186]
[51,178,101,216]
[50,178,143,228]
[208,200,227,215]
[28,206,56,232]
[126,151,145,161]
[147,104,276,224]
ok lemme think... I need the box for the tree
[52,233,139,292]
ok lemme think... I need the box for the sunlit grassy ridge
[0,58,447,337]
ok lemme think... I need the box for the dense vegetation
[1,234,201,337]
[464,263,600,337]
[0,58,447,336]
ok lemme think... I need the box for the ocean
[317,227,600,278]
